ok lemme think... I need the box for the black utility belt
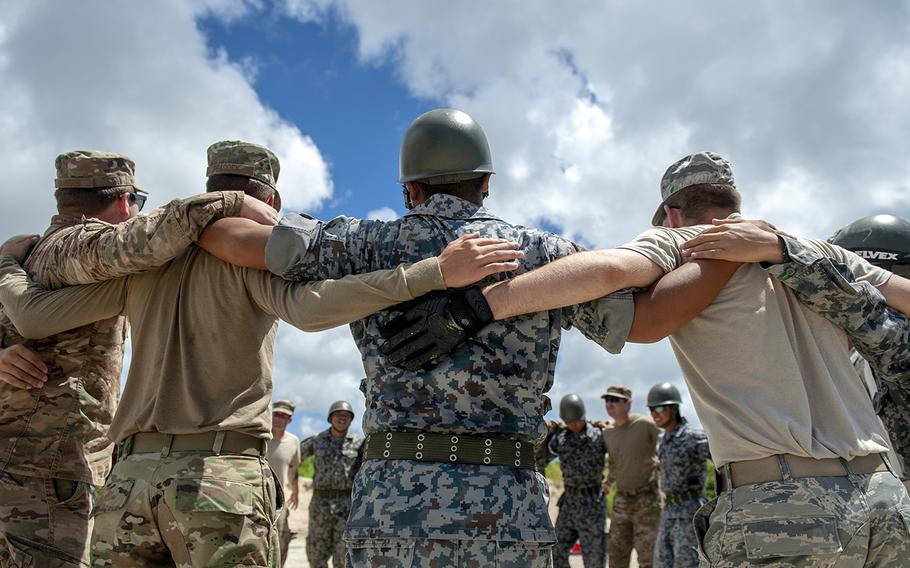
[663,488,704,506]
[312,488,353,498]
[364,431,535,469]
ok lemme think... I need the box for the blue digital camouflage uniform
[548,423,607,568]
[655,418,709,568]
[265,194,635,567]
[300,429,364,568]
[766,236,910,485]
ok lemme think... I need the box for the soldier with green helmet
[548,395,607,568]
[299,400,364,568]
[647,382,710,568]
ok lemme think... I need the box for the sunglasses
[126,190,148,212]
[603,396,626,404]
[649,405,669,414]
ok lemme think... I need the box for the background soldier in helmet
[548,394,607,568]
[601,385,660,568]
[647,382,709,568]
[299,401,364,568]
[0,140,508,566]
[268,400,301,567]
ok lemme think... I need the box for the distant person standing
[548,394,607,568]
[648,383,709,568]
[300,401,364,568]
[601,385,660,568]
[268,400,301,567]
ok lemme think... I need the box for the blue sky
[1,0,909,441]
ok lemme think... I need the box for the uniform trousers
[306,494,351,568]
[0,472,94,567]
[654,499,704,568]
[91,451,278,567]
[609,484,661,568]
[694,469,910,566]
[554,490,606,568]
[346,537,553,567]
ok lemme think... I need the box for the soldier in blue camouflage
[300,401,365,568]
[261,108,654,567]
[548,395,607,568]
[647,383,710,568]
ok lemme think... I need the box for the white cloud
[366,206,399,221]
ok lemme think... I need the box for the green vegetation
[299,456,314,479]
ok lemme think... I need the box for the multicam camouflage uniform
[654,418,709,568]
[300,429,364,568]
[548,423,607,568]
[766,236,910,485]
[0,150,242,567]
[265,194,634,567]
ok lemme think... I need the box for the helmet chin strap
[402,185,414,210]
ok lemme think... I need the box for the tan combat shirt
[619,226,892,466]
[0,192,244,484]
[267,431,301,497]
[0,248,444,445]
[602,413,659,493]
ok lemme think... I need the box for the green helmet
[559,394,586,422]
[830,215,910,278]
[398,108,494,204]
[327,400,355,422]
[647,382,682,407]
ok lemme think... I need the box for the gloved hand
[379,286,493,371]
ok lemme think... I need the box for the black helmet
[559,394,586,422]
[830,215,910,278]
[647,382,682,407]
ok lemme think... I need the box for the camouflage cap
[272,399,295,416]
[601,385,632,400]
[207,140,282,210]
[54,150,139,190]
[652,151,735,226]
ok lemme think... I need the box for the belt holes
[483,457,491,465]
[415,452,423,460]
[449,454,457,462]
[383,450,390,458]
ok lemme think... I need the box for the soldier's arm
[45,192,270,285]
[0,255,127,338]
[299,437,315,460]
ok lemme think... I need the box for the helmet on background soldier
[830,214,910,278]
[398,108,494,208]
[647,382,683,407]
[327,400,355,422]
[559,394,586,422]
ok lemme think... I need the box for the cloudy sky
[2,1,909,439]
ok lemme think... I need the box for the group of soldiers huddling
[0,106,908,568]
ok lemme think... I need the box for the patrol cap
[398,108,494,185]
[54,150,140,190]
[272,399,295,417]
[601,385,632,401]
[207,140,282,210]
[652,151,735,226]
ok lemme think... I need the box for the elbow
[626,320,671,344]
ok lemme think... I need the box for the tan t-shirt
[267,431,301,496]
[619,226,892,466]
[602,413,659,493]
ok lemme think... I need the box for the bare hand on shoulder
[0,234,39,262]
[239,195,279,227]
[681,218,785,264]
[437,233,523,288]
[0,344,47,389]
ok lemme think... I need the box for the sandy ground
[283,479,636,567]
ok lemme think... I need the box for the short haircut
[206,174,275,204]
[55,186,127,215]
[416,175,487,202]
[665,183,741,220]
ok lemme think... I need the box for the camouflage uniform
[300,429,364,568]
[766,235,910,485]
[548,423,607,568]
[265,194,634,567]
[655,418,709,568]
[534,420,564,475]
[0,151,242,567]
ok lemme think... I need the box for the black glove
[379,286,493,371]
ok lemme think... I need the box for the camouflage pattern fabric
[610,486,661,568]
[300,429,363,567]
[0,472,94,567]
[534,420,564,475]
[54,150,138,189]
[276,507,292,568]
[694,471,910,566]
[0,191,243,486]
[306,495,349,568]
[346,537,552,567]
[655,419,710,568]
[265,193,634,545]
[653,151,735,225]
[766,236,910,482]
[207,140,280,189]
[91,451,279,568]
[548,423,607,568]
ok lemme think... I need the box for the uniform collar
[404,194,502,222]
[664,417,689,441]
[46,213,112,235]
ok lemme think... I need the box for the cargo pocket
[742,516,841,560]
[692,497,717,565]
[496,541,551,568]
[92,479,133,517]
[5,532,85,568]
[174,478,254,516]
[346,538,416,568]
